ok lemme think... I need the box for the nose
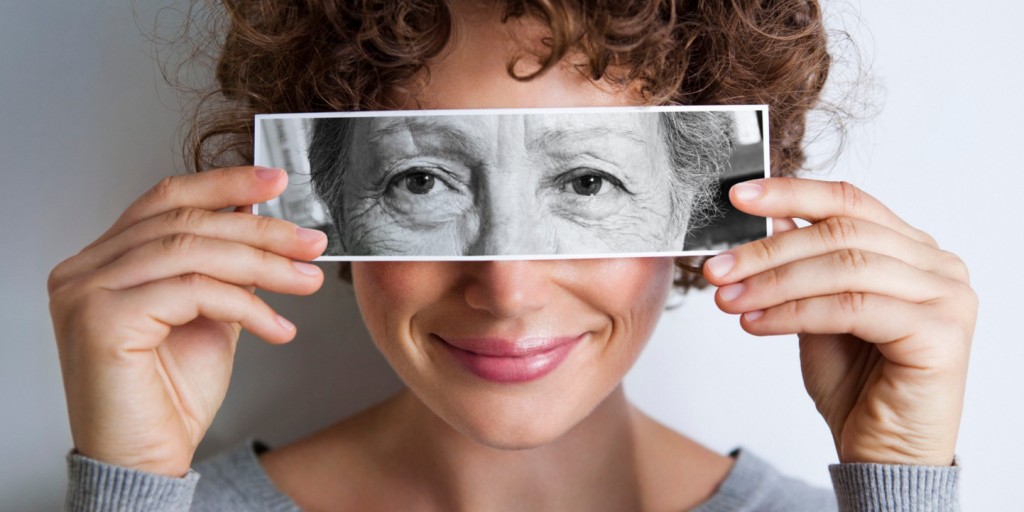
[470,215,552,255]
[467,183,555,255]
[463,261,553,319]
[466,115,555,256]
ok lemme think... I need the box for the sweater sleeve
[829,461,960,512]
[65,451,199,512]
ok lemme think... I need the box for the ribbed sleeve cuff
[66,451,199,512]
[829,461,960,512]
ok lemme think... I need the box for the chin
[420,378,617,451]
[452,409,571,451]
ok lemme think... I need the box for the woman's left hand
[703,177,977,466]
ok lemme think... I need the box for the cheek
[599,257,674,354]
[574,257,675,323]
[352,262,430,311]
[557,257,675,377]
[351,262,454,353]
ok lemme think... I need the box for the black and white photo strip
[255,106,770,260]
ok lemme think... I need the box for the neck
[283,385,733,511]
[378,385,645,511]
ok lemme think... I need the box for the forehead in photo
[258,108,763,258]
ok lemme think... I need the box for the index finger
[729,177,938,248]
[92,166,287,247]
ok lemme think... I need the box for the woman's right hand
[48,166,326,477]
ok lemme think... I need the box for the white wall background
[2,1,1021,509]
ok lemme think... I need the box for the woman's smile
[351,259,674,447]
[432,333,587,383]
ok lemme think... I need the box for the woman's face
[351,2,676,448]
[340,113,686,255]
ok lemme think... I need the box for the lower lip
[438,336,584,384]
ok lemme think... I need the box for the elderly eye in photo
[374,164,475,234]
[387,166,462,204]
[306,111,735,257]
[557,168,628,196]
[395,169,438,195]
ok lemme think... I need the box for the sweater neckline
[200,439,774,511]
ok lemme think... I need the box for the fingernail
[276,315,296,331]
[743,310,764,321]
[732,182,763,201]
[296,227,325,242]
[292,261,321,276]
[719,283,745,301]
[255,167,282,181]
[706,253,735,278]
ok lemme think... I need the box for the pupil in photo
[406,173,434,194]
[573,175,602,196]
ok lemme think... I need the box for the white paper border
[253,105,771,261]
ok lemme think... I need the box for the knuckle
[836,292,869,315]
[749,235,783,265]
[835,248,872,273]
[832,181,864,215]
[257,248,279,274]
[951,282,979,313]
[940,250,971,283]
[819,216,858,249]
[254,241,277,265]
[761,266,784,290]
[167,207,207,233]
[48,271,96,315]
[253,214,277,238]
[162,232,200,255]
[47,257,74,294]
[178,272,210,289]
[149,175,179,205]
[790,297,810,319]
[916,229,940,248]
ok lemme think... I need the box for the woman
[51,0,975,510]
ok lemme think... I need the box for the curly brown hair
[172,0,837,290]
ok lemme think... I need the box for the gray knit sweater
[64,440,960,511]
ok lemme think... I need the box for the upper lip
[434,334,583,357]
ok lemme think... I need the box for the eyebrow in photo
[254,106,770,261]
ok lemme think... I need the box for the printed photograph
[255,106,769,260]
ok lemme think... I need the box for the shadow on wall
[195,265,404,459]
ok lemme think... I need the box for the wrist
[838,443,956,467]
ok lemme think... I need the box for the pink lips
[435,334,584,383]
